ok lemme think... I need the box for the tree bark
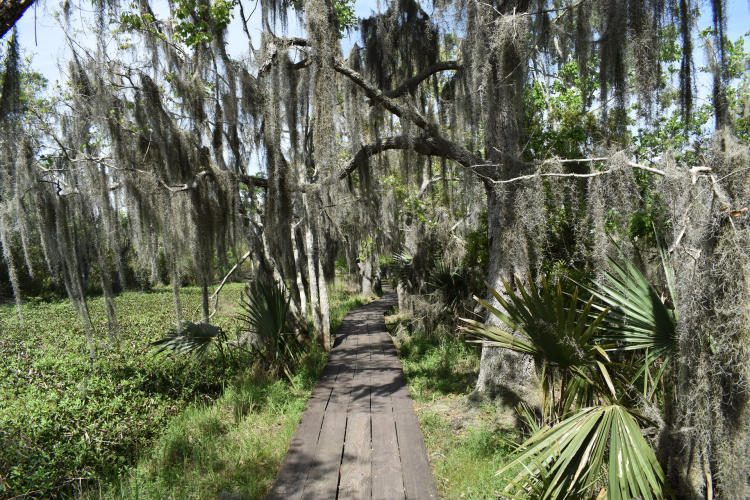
[201,282,210,323]
[359,253,373,295]
[291,222,308,321]
[317,251,331,350]
[0,0,34,40]
[472,1,538,401]
[303,195,324,344]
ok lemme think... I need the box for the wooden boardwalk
[268,292,438,500]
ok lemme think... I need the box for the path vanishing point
[268,291,439,499]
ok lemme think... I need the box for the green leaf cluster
[461,253,678,498]
[174,0,237,46]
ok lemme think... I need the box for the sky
[10,0,384,87]
[6,0,750,95]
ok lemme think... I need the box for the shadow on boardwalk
[267,292,438,500]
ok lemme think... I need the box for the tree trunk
[303,195,324,344]
[474,183,536,402]
[473,8,537,402]
[171,260,182,330]
[359,253,373,295]
[291,222,308,321]
[397,280,408,312]
[317,253,331,350]
[201,282,210,323]
[665,152,750,497]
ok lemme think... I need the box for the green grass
[104,353,327,499]
[105,280,369,499]
[0,279,367,499]
[391,317,520,498]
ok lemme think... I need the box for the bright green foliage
[524,60,603,160]
[333,0,357,37]
[151,321,227,358]
[105,358,325,499]
[724,31,750,143]
[586,256,677,356]
[0,279,367,498]
[582,252,677,396]
[0,285,246,497]
[174,0,237,46]
[498,405,665,500]
[462,276,615,419]
[237,279,298,376]
[106,281,364,499]
[418,409,519,498]
[118,0,237,46]
[396,329,479,400]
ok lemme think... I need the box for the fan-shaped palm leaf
[498,405,665,500]
[151,321,223,359]
[427,261,470,310]
[580,253,677,393]
[391,252,415,291]
[461,275,614,417]
[238,279,296,372]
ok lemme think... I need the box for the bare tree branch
[471,158,715,185]
[302,134,483,192]
[197,250,252,320]
[384,60,461,98]
[0,0,34,39]
[333,59,436,134]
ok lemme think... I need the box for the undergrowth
[0,279,367,499]
[103,351,327,499]
[388,313,520,498]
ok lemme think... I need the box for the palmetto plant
[462,275,615,421]
[238,279,299,375]
[461,272,667,499]
[152,321,227,359]
[426,261,471,311]
[391,252,416,292]
[581,252,678,398]
[499,405,665,500]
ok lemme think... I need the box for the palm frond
[461,276,614,416]
[462,275,609,370]
[151,321,223,359]
[238,279,297,373]
[584,256,677,358]
[391,252,415,291]
[426,261,470,310]
[498,405,665,500]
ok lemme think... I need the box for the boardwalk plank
[338,412,372,499]
[301,410,347,499]
[395,409,438,499]
[372,412,405,500]
[266,407,325,500]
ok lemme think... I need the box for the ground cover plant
[0,284,246,497]
[387,313,521,498]
[104,280,369,499]
[0,280,368,498]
